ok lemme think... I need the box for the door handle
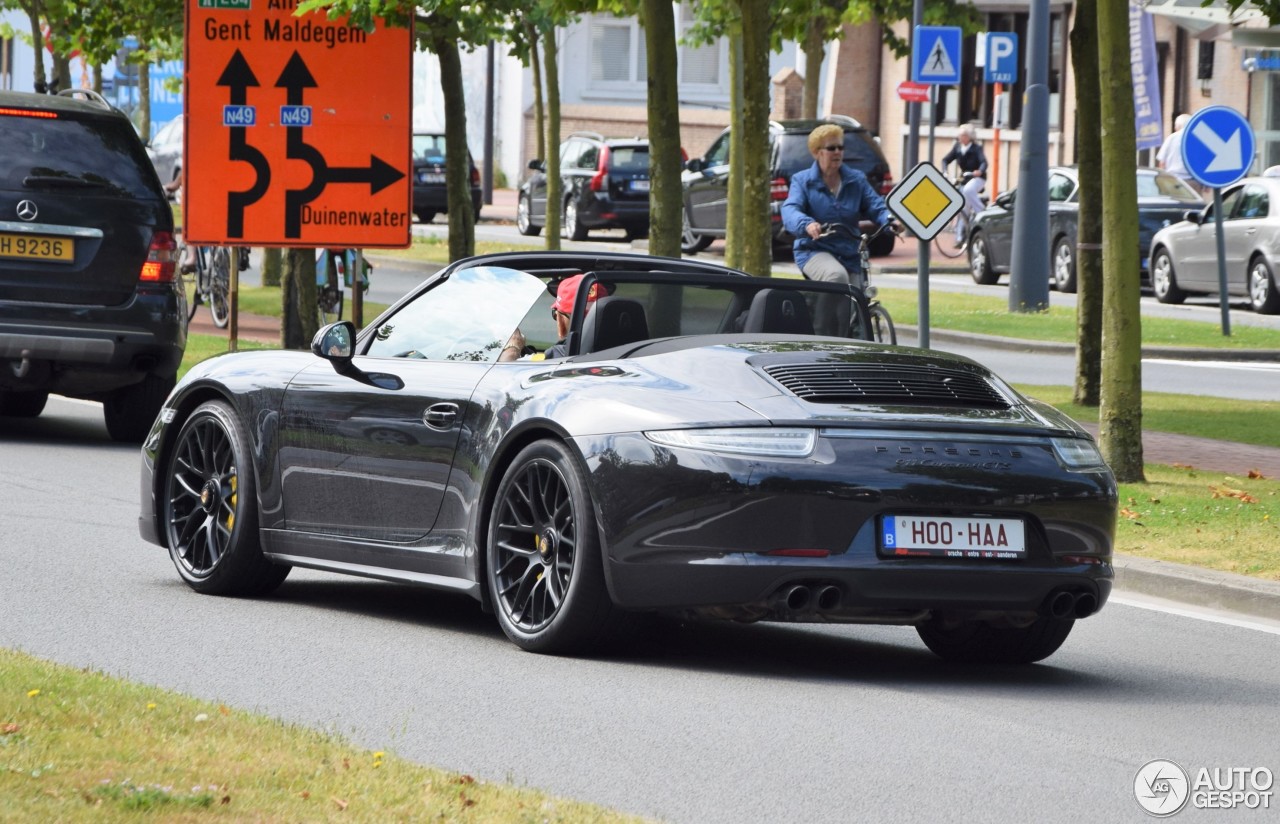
[423,403,459,429]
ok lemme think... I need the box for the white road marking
[1110,591,1280,636]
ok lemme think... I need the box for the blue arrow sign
[1182,106,1255,189]
[912,26,962,86]
[985,33,1018,85]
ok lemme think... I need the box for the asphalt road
[3,396,1278,823]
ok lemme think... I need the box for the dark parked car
[139,249,1116,663]
[681,116,895,257]
[412,132,482,224]
[517,132,651,240]
[1149,175,1280,314]
[0,89,184,442]
[966,166,1203,292]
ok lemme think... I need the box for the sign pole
[908,1,928,348]
[1211,188,1231,336]
[991,82,1002,199]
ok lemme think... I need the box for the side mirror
[527,159,545,173]
[313,321,355,370]
[1184,209,1204,225]
[995,192,1014,208]
[684,158,704,173]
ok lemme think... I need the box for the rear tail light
[589,145,611,192]
[879,173,894,196]
[0,106,58,119]
[140,231,177,283]
[770,177,789,200]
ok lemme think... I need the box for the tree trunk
[26,6,49,93]
[281,248,318,350]
[433,34,474,261]
[641,0,681,259]
[738,0,774,276]
[1069,0,1102,406]
[725,29,745,271]
[802,18,824,119]
[526,24,545,163]
[1096,0,1145,481]
[261,247,282,287]
[543,29,562,250]
[138,60,152,139]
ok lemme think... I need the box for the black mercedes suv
[681,115,895,257]
[0,89,184,442]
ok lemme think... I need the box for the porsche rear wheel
[487,440,615,654]
[163,400,290,596]
[916,614,1075,664]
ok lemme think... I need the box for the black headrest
[741,288,813,335]
[580,296,650,352]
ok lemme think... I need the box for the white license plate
[880,515,1025,559]
[630,179,650,192]
[418,172,445,184]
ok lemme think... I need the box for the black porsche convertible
[138,251,1117,663]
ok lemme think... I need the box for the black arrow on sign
[218,49,270,239]
[277,51,406,238]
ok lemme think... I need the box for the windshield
[0,112,159,197]
[412,134,448,163]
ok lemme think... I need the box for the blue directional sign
[985,33,1018,85]
[1182,106,1255,189]
[912,26,963,86]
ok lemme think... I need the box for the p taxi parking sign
[184,1,412,247]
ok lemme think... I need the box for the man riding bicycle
[940,123,988,243]
[781,123,897,335]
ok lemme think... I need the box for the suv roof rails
[57,88,113,110]
[824,113,864,129]
[569,130,606,142]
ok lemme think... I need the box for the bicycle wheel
[317,285,343,327]
[207,247,231,329]
[932,213,967,259]
[869,303,896,345]
[179,242,200,322]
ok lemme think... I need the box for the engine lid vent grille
[763,362,1010,408]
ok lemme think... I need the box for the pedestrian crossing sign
[912,26,963,86]
[885,162,965,241]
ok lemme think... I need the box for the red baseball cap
[553,274,601,315]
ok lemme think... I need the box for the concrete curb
[1113,554,1280,623]
[895,325,1280,363]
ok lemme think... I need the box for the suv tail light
[589,145,612,192]
[140,231,177,283]
[879,173,894,196]
[770,177,789,200]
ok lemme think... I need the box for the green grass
[1013,385,1280,449]
[0,649,646,823]
[1116,464,1280,580]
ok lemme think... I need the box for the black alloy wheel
[517,193,541,236]
[968,233,998,285]
[163,400,289,596]
[487,440,614,653]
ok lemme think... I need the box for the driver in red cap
[499,274,600,361]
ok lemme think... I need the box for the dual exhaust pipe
[773,583,842,614]
[1046,589,1098,619]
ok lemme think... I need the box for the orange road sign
[184,0,411,248]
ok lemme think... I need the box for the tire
[1151,247,1186,305]
[869,303,896,345]
[933,214,966,258]
[625,226,649,241]
[564,199,588,241]
[916,614,1075,664]
[416,210,436,224]
[516,193,541,236]
[103,373,175,443]
[968,232,998,285]
[486,440,615,654]
[1051,236,1077,293]
[207,247,232,329]
[1248,256,1280,314]
[681,208,712,254]
[163,400,290,596]
[0,390,49,418]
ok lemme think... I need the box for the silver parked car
[1148,175,1280,314]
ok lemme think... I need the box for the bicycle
[932,171,983,259]
[315,248,371,327]
[815,221,898,345]
[177,239,233,329]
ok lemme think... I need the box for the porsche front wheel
[163,400,290,596]
[486,440,615,654]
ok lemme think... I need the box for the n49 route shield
[185,0,411,248]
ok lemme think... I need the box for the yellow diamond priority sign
[886,162,965,241]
